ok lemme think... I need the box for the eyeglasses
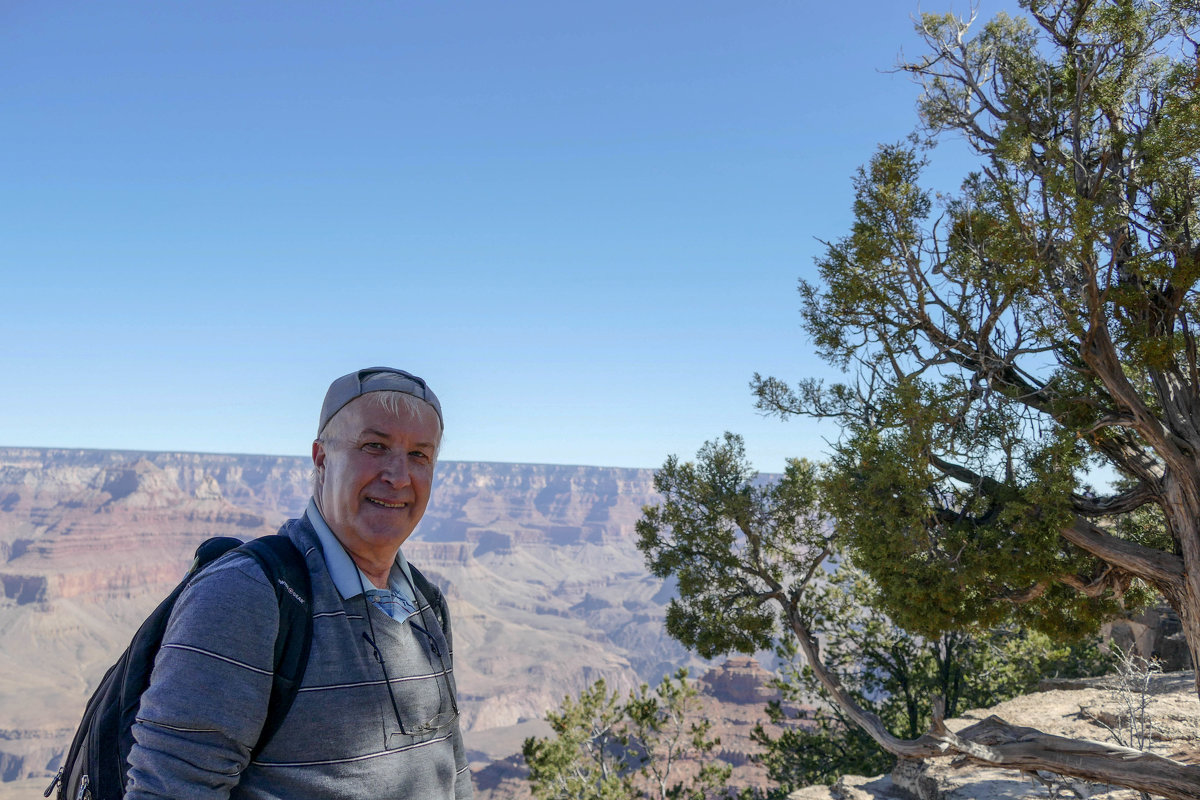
[357,572,460,738]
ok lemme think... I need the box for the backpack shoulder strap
[237,535,313,757]
[408,563,448,636]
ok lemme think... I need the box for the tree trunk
[1159,480,1200,695]
[785,606,1200,799]
[937,715,1200,799]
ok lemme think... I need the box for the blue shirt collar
[306,497,416,603]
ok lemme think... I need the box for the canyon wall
[0,447,704,788]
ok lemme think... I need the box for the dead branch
[786,608,1200,799]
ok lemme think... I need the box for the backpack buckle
[42,766,62,798]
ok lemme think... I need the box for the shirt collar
[306,497,416,602]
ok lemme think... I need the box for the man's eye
[362,442,386,452]
[410,450,431,461]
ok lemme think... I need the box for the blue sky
[2,1,1020,471]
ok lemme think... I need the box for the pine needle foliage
[753,0,1199,665]
[523,670,732,800]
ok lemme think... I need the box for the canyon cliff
[0,447,704,790]
[4,448,1197,800]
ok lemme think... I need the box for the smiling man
[126,367,472,800]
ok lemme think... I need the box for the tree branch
[786,604,1200,800]
[1062,516,1184,591]
[1070,482,1157,516]
[1059,565,1133,599]
[932,715,1200,799]
[927,453,1004,493]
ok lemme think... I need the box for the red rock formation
[0,447,687,789]
[700,656,782,705]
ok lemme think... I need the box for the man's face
[312,394,441,560]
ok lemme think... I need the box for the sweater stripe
[134,718,222,734]
[160,643,273,675]
[252,733,453,767]
[298,666,453,693]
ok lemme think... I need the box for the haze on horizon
[1,0,1021,472]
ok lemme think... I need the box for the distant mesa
[0,445,700,793]
[700,656,782,706]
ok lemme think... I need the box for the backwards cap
[318,367,443,434]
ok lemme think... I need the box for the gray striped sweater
[126,514,473,800]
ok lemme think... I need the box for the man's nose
[380,454,412,486]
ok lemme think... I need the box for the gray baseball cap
[318,367,443,434]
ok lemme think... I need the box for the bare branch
[1063,516,1184,592]
[1004,581,1049,603]
[1070,482,1157,516]
[1059,565,1134,599]
[785,604,1200,800]
[935,715,1200,799]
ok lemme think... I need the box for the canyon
[0,446,715,793]
[3,447,1198,800]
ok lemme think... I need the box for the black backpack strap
[189,537,248,575]
[237,535,313,757]
[408,563,448,637]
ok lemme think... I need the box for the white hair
[312,391,444,494]
[320,391,442,441]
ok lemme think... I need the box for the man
[126,367,473,799]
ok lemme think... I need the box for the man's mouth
[366,498,408,509]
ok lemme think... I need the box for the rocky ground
[788,671,1200,800]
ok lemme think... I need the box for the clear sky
[2,0,1021,472]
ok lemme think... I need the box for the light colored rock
[787,775,906,800]
[1104,603,1193,672]
[811,673,1199,800]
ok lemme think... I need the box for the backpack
[45,535,313,800]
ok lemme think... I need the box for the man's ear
[312,439,326,470]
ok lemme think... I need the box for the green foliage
[818,421,1131,639]
[524,680,633,800]
[635,436,1112,794]
[524,670,732,800]
[753,0,1200,641]
[637,433,833,659]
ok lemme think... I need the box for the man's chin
[358,522,418,548]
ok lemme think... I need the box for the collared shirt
[306,498,419,620]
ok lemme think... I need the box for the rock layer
[0,447,704,788]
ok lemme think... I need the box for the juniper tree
[638,434,1200,796]
[753,0,1200,682]
[642,2,1200,794]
